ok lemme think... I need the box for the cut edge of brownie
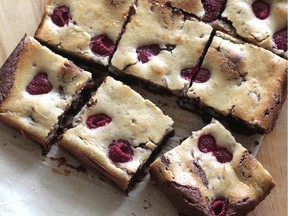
[58,123,175,193]
[0,35,26,104]
[177,96,267,135]
[126,128,175,192]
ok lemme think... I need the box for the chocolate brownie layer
[0,36,26,104]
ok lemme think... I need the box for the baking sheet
[0,84,263,216]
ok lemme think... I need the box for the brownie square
[59,76,174,191]
[111,0,213,95]
[150,119,275,216]
[35,0,134,66]
[187,32,287,133]
[0,35,92,151]
[221,0,287,58]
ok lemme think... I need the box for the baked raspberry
[180,67,197,81]
[198,134,217,153]
[136,44,161,63]
[202,0,226,22]
[90,34,116,57]
[108,140,134,163]
[193,68,211,83]
[252,0,270,20]
[272,28,287,51]
[209,199,228,216]
[51,6,71,27]
[86,113,112,129]
[26,72,53,95]
[213,147,233,163]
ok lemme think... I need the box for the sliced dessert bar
[59,76,174,191]
[35,0,134,66]
[111,0,213,95]
[221,0,287,57]
[0,35,92,151]
[187,32,287,133]
[150,119,275,216]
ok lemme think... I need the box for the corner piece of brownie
[35,0,134,66]
[150,119,275,216]
[58,76,174,191]
[0,35,92,151]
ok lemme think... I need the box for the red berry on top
[273,28,287,51]
[26,72,53,95]
[252,0,270,20]
[198,134,217,153]
[86,113,112,129]
[180,67,198,81]
[136,44,161,63]
[193,68,211,83]
[202,0,226,22]
[108,140,134,163]
[51,6,71,27]
[213,147,233,163]
[90,34,116,57]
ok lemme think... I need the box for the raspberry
[86,113,112,129]
[193,68,211,83]
[108,140,134,163]
[180,67,197,81]
[273,28,287,51]
[136,44,161,63]
[26,73,53,95]
[209,199,228,216]
[252,0,270,20]
[198,134,217,153]
[202,0,226,22]
[51,6,71,27]
[90,34,115,57]
[213,147,233,163]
